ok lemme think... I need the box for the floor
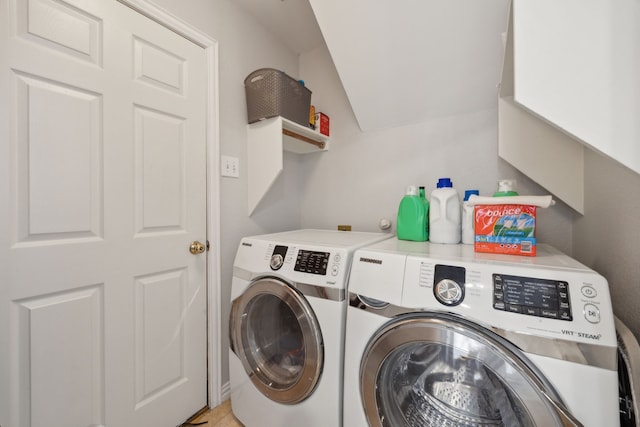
[186,400,244,427]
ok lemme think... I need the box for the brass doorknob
[189,241,206,254]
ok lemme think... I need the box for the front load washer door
[230,277,324,404]
[360,313,582,427]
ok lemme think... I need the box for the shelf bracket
[282,128,326,150]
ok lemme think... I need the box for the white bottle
[462,189,479,245]
[429,178,461,244]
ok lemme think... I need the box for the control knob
[434,279,464,306]
[270,254,284,270]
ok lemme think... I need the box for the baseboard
[220,380,231,401]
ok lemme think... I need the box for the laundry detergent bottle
[493,179,519,197]
[397,185,427,242]
[429,178,461,244]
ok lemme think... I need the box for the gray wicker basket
[244,68,311,127]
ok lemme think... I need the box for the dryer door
[230,277,323,404]
[360,313,582,427]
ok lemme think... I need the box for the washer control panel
[493,274,573,321]
[376,243,615,347]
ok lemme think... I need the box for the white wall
[574,151,640,340]
[297,45,574,254]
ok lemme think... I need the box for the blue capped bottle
[429,178,461,244]
[462,189,479,245]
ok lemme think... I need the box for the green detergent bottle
[397,185,427,241]
[493,179,519,197]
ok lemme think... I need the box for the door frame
[118,0,222,408]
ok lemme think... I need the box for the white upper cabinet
[308,0,510,132]
[499,4,585,214]
[513,0,640,174]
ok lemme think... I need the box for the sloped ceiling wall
[232,0,325,54]
[308,0,510,131]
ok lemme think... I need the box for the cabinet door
[513,0,640,174]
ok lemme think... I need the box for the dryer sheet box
[474,204,537,257]
[314,112,330,136]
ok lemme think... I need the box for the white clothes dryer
[343,239,619,427]
[229,229,391,427]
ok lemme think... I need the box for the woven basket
[244,68,311,127]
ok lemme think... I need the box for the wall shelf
[247,116,329,215]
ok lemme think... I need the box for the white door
[0,0,209,426]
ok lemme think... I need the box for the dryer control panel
[294,250,330,275]
[493,274,572,321]
[269,245,331,276]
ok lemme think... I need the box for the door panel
[1,0,208,426]
[134,106,185,232]
[135,269,187,405]
[14,72,103,242]
[15,286,104,427]
[18,0,102,65]
[133,37,186,94]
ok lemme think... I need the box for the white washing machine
[343,239,619,427]
[229,229,392,427]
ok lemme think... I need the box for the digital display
[294,250,330,275]
[493,274,572,321]
[504,278,558,309]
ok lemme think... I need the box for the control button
[334,254,341,263]
[559,301,570,310]
[559,291,569,300]
[493,302,505,310]
[331,265,339,276]
[584,304,601,324]
[524,307,540,316]
[541,309,559,319]
[581,286,597,298]
[506,304,522,314]
[494,292,504,301]
[559,310,573,321]
[494,282,503,291]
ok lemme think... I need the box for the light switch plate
[221,155,239,178]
